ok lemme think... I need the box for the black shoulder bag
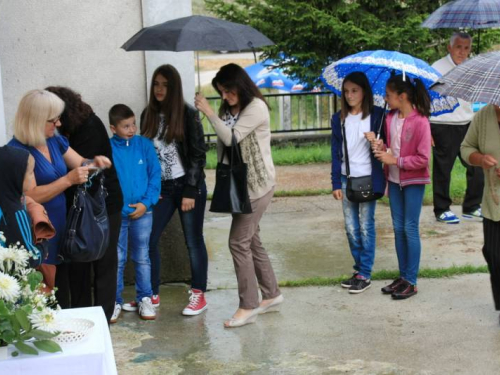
[341,119,382,203]
[210,130,253,214]
[59,174,110,262]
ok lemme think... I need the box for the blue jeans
[116,212,153,304]
[341,175,377,279]
[149,177,208,294]
[388,182,426,285]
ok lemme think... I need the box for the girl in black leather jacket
[141,64,209,316]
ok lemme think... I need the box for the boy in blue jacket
[109,104,161,322]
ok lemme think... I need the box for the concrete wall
[0,0,147,141]
[141,0,195,105]
[124,0,195,286]
[0,61,6,145]
[0,0,196,285]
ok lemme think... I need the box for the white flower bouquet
[0,233,61,356]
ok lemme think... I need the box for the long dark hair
[386,75,431,117]
[141,64,185,143]
[45,86,93,136]
[212,63,268,116]
[340,71,373,121]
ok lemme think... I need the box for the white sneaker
[110,303,121,324]
[122,300,138,312]
[463,208,483,221]
[138,297,156,320]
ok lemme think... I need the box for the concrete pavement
[111,192,498,374]
[113,275,499,374]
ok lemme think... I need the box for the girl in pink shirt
[372,74,431,299]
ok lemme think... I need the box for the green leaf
[33,340,62,353]
[30,329,58,340]
[2,330,15,343]
[14,310,31,332]
[28,272,43,291]
[0,300,9,317]
[14,341,38,355]
[9,316,20,333]
[11,351,19,357]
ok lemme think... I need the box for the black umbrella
[121,15,274,89]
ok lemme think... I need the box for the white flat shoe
[258,294,284,314]
[224,309,259,328]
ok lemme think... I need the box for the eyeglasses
[47,116,61,125]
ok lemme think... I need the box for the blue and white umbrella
[321,50,459,116]
[245,59,308,92]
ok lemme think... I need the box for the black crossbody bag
[341,119,383,203]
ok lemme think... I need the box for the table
[0,306,117,375]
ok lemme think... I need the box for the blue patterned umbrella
[245,59,308,92]
[321,50,459,116]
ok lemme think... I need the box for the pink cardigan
[384,109,431,187]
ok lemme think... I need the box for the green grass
[278,264,488,287]
[207,188,331,201]
[206,142,468,205]
[206,143,331,169]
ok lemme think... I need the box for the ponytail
[412,78,431,118]
[386,75,431,117]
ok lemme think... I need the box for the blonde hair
[13,89,65,146]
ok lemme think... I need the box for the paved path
[113,275,500,375]
[112,164,496,374]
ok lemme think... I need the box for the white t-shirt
[153,114,185,180]
[341,112,372,177]
[429,54,473,125]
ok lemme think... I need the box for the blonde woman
[8,89,111,307]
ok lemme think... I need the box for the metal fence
[201,91,339,143]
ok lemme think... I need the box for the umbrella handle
[376,102,388,140]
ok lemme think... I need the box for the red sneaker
[182,289,207,316]
[151,294,160,308]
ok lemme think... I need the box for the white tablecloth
[0,306,117,375]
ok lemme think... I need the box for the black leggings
[55,212,122,322]
[483,218,500,310]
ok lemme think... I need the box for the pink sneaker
[151,294,160,308]
[182,289,207,316]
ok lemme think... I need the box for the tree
[205,0,500,87]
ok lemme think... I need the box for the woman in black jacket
[141,64,209,316]
[45,86,123,323]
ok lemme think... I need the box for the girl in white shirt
[331,72,385,294]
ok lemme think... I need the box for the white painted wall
[141,0,195,105]
[0,0,147,141]
[0,60,6,146]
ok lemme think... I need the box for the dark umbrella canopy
[421,0,500,29]
[421,0,500,54]
[122,15,274,52]
[431,51,500,106]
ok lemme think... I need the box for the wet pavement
[111,191,499,374]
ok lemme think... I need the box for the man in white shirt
[430,32,484,224]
